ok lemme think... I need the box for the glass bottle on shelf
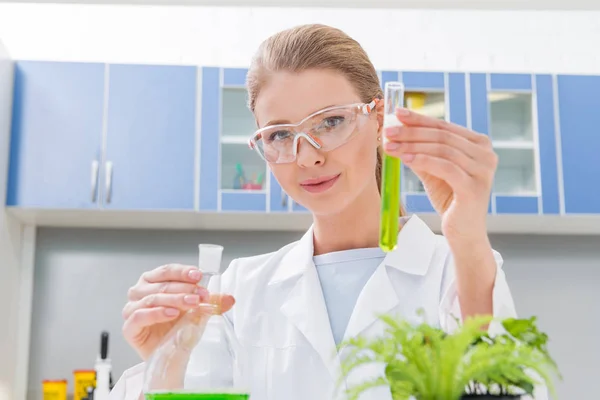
[143,244,249,400]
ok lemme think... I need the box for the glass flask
[143,244,250,400]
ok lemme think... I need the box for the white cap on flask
[198,244,224,274]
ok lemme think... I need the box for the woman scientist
[111,24,531,400]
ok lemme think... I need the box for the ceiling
[0,0,598,9]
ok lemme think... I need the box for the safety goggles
[248,100,378,164]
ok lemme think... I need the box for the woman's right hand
[122,264,235,361]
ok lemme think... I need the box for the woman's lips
[299,174,340,193]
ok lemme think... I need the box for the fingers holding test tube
[381,105,497,234]
[382,108,496,194]
[385,109,496,164]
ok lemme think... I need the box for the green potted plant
[340,311,560,400]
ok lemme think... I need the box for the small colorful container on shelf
[42,379,67,400]
[233,163,264,190]
[73,370,96,400]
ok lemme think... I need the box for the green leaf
[345,377,389,400]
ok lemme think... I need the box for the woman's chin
[300,195,353,217]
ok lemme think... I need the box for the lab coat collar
[382,214,437,276]
[271,224,342,384]
[268,226,315,284]
[268,214,436,285]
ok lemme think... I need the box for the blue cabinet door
[469,73,489,136]
[489,73,539,214]
[7,61,105,208]
[103,64,197,210]
[269,171,290,213]
[535,75,561,215]
[448,73,468,127]
[397,71,446,213]
[556,75,600,214]
[214,67,267,212]
[470,73,545,215]
[199,67,220,211]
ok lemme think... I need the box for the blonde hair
[246,24,387,192]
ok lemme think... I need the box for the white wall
[0,38,26,400]
[2,0,596,9]
[28,227,600,400]
[0,4,599,74]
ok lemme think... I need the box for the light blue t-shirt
[313,247,386,346]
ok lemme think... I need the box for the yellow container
[405,92,427,110]
[42,380,67,400]
[73,370,96,400]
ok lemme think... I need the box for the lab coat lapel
[342,260,399,343]
[271,226,342,384]
[343,215,436,342]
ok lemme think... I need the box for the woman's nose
[296,135,324,167]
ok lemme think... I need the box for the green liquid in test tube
[379,81,404,252]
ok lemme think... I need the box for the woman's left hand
[382,107,498,243]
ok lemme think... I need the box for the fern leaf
[345,377,389,400]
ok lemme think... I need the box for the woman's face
[253,69,381,216]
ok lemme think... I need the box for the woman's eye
[321,116,345,129]
[268,130,292,141]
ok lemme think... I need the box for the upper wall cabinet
[489,74,539,214]
[469,73,561,215]
[556,75,600,214]
[103,64,196,210]
[6,61,598,219]
[7,61,198,211]
[7,61,105,208]
[199,67,268,212]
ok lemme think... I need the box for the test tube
[379,81,404,252]
[198,243,224,311]
[198,243,223,287]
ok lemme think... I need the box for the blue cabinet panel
[269,171,288,212]
[292,201,308,212]
[7,61,105,208]
[557,75,600,214]
[401,72,445,90]
[535,75,561,214]
[448,73,467,127]
[469,73,489,135]
[490,74,532,91]
[405,194,435,213]
[380,71,399,87]
[223,68,247,87]
[221,191,266,211]
[104,64,196,210]
[468,73,493,213]
[495,196,539,214]
[199,67,220,211]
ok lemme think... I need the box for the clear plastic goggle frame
[248,99,379,164]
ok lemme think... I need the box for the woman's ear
[375,98,384,134]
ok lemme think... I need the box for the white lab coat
[110,215,548,400]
